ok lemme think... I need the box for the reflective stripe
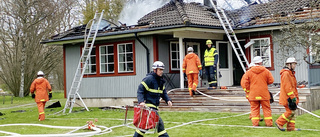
[188,88,192,90]
[40,99,45,101]
[287,91,294,95]
[246,95,249,98]
[141,82,163,94]
[136,129,144,136]
[246,90,250,93]
[243,88,246,91]
[49,91,52,93]
[189,71,194,73]
[282,114,290,122]
[204,48,216,66]
[183,68,186,70]
[158,130,167,136]
[289,120,295,123]
[255,97,262,99]
[264,117,272,120]
[193,83,197,86]
[145,103,158,109]
[209,81,217,84]
[39,112,45,115]
[252,117,260,120]
[198,65,202,68]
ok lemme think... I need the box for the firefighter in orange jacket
[30,71,52,121]
[275,57,300,131]
[183,47,202,97]
[241,56,274,126]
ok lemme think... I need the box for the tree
[271,0,320,65]
[0,0,76,97]
[81,0,125,24]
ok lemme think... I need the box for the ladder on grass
[63,10,104,113]
[209,0,249,72]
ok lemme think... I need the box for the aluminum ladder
[209,0,249,72]
[63,10,104,113]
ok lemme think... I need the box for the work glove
[288,97,297,110]
[31,93,35,99]
[49,93,52,100]
[269,91,274,104]
[199,70,202,77]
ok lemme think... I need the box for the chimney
[204,0,217,7]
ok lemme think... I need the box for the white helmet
[187,47,194,52]
[37,71,44,76]
[152,61,165,70]
[249,62,255,68]
[253,56,263,63]
[286,57,297,64]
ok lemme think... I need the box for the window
[100,45,114,73]
[170,42,180,70]
[250,38,272,67]
[83,47,96,74]
[118,43,134,73]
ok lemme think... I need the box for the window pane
[119,63,125,71]
[127,63,133,71]
[100,46,106,54]
[253,40,260,48]
[126,44,133,52]
[171,44,177,51]
[101,64,106,72]
[101,56,106,63]
[172,60,178,68]
[91,65,96,73]
[172,52,177,59]
[119,54,125,62]
[90,56,96,64]
[108,64,114,72]
[119,44,125,53]
[254,49,260,56]
[127,53,133,61]
[108,55,114,62]
[107,46,113,54]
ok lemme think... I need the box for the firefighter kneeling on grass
[133,61,173,137]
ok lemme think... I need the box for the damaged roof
[45,0,320,43]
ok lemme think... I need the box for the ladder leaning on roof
[209,0,249,72]
[63,10,104,113]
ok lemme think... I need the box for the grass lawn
[1,91,320,137]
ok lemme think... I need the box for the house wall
[64,36,155,99]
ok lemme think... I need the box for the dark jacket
[137,72,171,109]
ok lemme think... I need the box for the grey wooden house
[42,0,320,107]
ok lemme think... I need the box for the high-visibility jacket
[30,77,52,103]
[240,65,274,101]
[204,47,218,66]
[137,72,171,109]
[279,69,299,105]
[182,53,202,74]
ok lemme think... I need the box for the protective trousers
[133,112,168,137]
[187,73,198,96]
[37,101,46,121]
[250,100,272,126]
[276,105,296,131]
[205,66,217,87]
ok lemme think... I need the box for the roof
[44,0,320,44]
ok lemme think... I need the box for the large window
[100,45,114,73]
[250,38,272,67]
[170,42,180,70]
[118,43,134,73]
[83,47,96,74]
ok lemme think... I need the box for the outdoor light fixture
[244,40,255,49]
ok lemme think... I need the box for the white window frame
[170,42,180,70]
[117,42,134,73]
[99,44,114,74]
[83,46,96,74]
[250,37,272,67]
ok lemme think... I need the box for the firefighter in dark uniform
[204,40,219,89]
[133,61,173,137]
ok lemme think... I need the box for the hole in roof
[91,19,111,31]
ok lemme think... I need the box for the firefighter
[134,61,173,137]
[30,71,52,121]
[204,39,219,89]
[241,56,274,126]
[275,57,301,131]
[183,47,202,97]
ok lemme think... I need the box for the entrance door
[216,41,233,86]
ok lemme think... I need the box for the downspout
[135,32,150,73]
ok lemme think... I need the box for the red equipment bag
[133,106,159,130]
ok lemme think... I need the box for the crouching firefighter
[275,57,300,131]
[133,61,173,137]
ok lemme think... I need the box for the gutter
[134,32,150,73]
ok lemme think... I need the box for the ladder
[209,0,249,72]
[63,10,104,113]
